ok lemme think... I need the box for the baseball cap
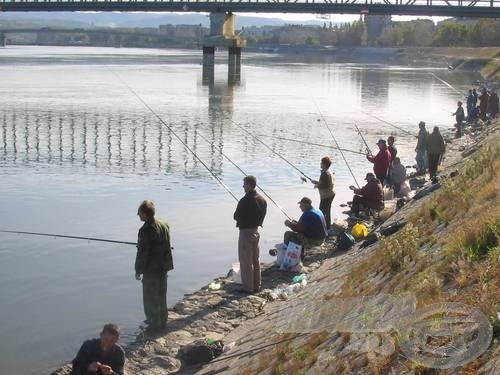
[376,139,386,145]
[365,173,375,180]
[297,197,312,205]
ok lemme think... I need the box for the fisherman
[311,156,335,230]
[366,139,392,185]
[387,136,397,161]
[284,197,327,260]
[452,101,465,138]
[427,126,446,181]
[466,89,475,121]
[348,173,384,218]
[487,90,499,119]
[415,121,429,175]
[71,323,125,375]
[135,200,173,334]
[389,157,407,196]
[472,88,478,108]
[233,175,267,294]
[479,88,489,121]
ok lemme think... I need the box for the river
[0,45,478,374]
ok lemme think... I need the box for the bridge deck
[0,0,499,18]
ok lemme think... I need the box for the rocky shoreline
[51,118,499,375]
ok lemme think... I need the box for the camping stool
[365,205,384,221]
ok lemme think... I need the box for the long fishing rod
[108,68,239,202]
[430,72,466,97]
[0,230,136,245]
[254,133,366,156]
[353,124,372,157]
[312,99,361,188]
[193,125,293,221]
[359,109,416,137]
[228,119,315,184]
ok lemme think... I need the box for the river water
[0,45,477,374]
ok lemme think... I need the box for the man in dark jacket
[479,88,489,121]
[415,121,429,175]
[452,101,465,138]
[234,175,267,293]
[427,126,446,180]
[348,173,384,217]
[71,323,125,375]
[367,139,392,185]
[487,91,499,119]
[135,200,173,333]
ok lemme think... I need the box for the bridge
[0,0,499,18]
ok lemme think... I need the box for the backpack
[185,339,224,364]
[337,231,355,251]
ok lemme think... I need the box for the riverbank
[51,118,499,374]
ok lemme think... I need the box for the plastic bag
[351,223,368,239]
[230,262,241,284]
[280,241,302,271]
[398,181,411,197]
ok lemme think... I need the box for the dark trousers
[142,273,167,330]
[351,195,369,216]
[428,153,441,178]
[319,195,334,230]
[375,173,386,186]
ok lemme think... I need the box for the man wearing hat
[349,173,384,218]
[367,139,392,185]
[284,197,328,260]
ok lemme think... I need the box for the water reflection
[0,109,232,178]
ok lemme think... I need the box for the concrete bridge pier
[202,12,245,86]
[228,47,241,84]
[0,33,6,47]
[202,46,215,84]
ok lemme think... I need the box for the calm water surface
[0,45,477,374]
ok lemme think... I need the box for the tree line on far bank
[242,18,500,48]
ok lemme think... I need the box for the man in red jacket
[349,173,384,218]
[367,139,392,185]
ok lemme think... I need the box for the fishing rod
[228,119,315,184]
[430,72,466,97]
[107,69,239,202]
[0,230,136,245]
[359,110,416,137]
[353,124,372,157]
[312,99,361,188]
[254,133,366,156]
[193,125,293,221]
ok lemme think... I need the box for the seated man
[348,173,384,218]
[71,323,125,375]
[284,197,328,260]
[389,157,407,196]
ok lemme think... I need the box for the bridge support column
[202,46,215,84]
[228,47,241,84]
[202,12,245,86]
[0,33,6,47]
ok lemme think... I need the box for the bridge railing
[0,0,497,5]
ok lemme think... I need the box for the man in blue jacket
[284,197,328,260]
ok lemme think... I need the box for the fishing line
[193,123,292,221]
[312,99,361,188]
[108,68,239,202]
[430,72,466,97]
[0,230,136,245]
[228,119,315,184]
[359,110,415,137]
[353,124,373,157]
[254,133,366,156]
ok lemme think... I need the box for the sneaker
[269,248,277,256]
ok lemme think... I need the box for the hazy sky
[237,12,449,23]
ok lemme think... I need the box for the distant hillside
[0,12,326,28]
